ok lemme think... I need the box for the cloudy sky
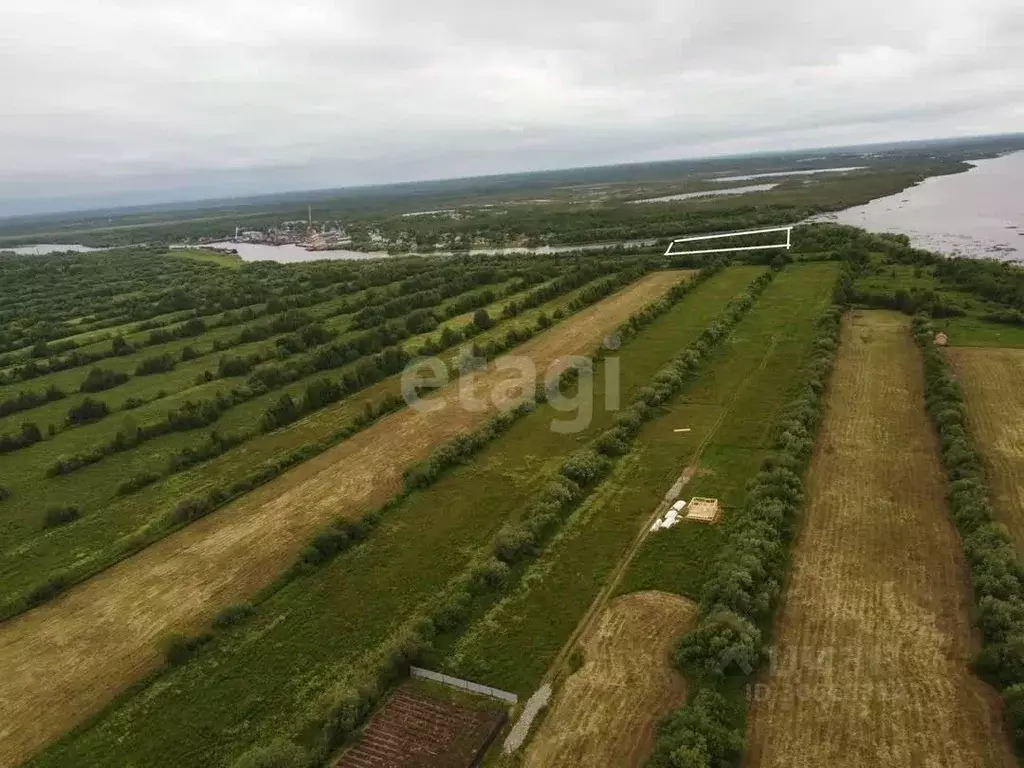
[1,0,1022,215]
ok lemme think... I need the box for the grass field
[442,264,838,708]
[745,312,1013,768]
[9,269,689,768]
[939,316,1024,348]
[854,259,1024,348]
[522,591,695,768]
[947,347,1024,549]
[614,261,839,601]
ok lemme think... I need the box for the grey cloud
[0,0,1021,214]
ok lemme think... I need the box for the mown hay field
[947,347,1024,550]
[523,592,696,768]
[443,263,839,702]
[9,269,689,768]
[745,311,1013,768]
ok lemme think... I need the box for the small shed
[935,332,948,346]
[685,497,721,524]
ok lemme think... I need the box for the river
[200,239,657,261]
[5,152,1022,262]
[2,243,104,256]
[817,150,1024,261]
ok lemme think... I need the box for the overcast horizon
[2,0,1022,217]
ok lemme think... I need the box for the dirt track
[947,347,1024,550]
[745,312,1013,768]
[523,591,696,768]
[0,270,687,768]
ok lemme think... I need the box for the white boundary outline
[664,225,794,256]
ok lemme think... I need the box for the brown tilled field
[745,312,1014,768]
[336,687,505,768]
[947,347,1024,550]
[0,269,688,768]
[523,591,696,768]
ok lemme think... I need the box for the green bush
[65,396,109,425]
[648,688,744,768]
[212,603,256,629]
[117,472,159,496]
[676,610,763,678]
[25,572,71,607]
[561,449,609,486]
[135,353,176,375]
[171,497,214,525]
[912,313,1024,708]
[164,633,213,666]
[42,505,81,529]
[79,367,130,393]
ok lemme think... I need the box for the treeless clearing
[745,312,1013,768]
[0,270,688,768]
[947,347,1024,550]
[523,591,696,768]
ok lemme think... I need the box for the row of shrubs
[47,391,245,477]
[261,347,414,431]
[64,396,110,426]
[0,256,440,385]
[135,352,178,376]
[0,264,452,389]
[1,391,113,457]
[7,262,645,617]
[911,315,1024,752]
[188,269,608,432]
[13,391,414,618]
[257,264,652,482]
[16,272,514,448]
[227,262,772,766]
[850,284,965,318]
[102,265,641,505]
[0,383,65,418]
[0,421,42,454]
[349,276,497,331]
[151,400,544,686]
[1,264,589,459]
[261,264,650,435]
[983,308,1024,327]
[1,277,340,384]
[224,389,608,767]
[44,265,636,503]
[145,317,207,346]
[645,285,845,767]
[79,367,130,393]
